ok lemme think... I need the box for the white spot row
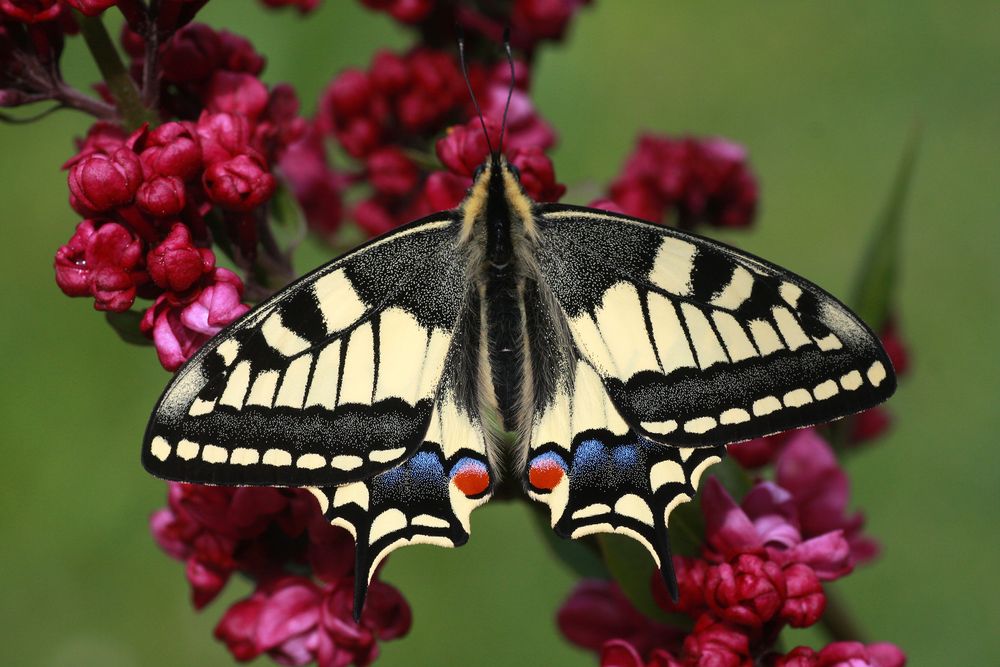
[639,361,888,438]
[147,436,407,471]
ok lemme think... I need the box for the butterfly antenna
[498,26,515,155]
[458,30,495,158]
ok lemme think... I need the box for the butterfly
[143,43,895,621]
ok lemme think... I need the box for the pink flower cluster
[358,0,591,50]
[559,428,907,666]
[593,135,759,229]
[52,18,315,370]
[316,48,563,237]
[153,483,410,665]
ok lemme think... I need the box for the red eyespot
[529,458,564,491]
[452,464,490,497]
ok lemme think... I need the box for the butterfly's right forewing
[143,213,470,487]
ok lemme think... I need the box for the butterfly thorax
[458,158,543,442]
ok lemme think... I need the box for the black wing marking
[143,212,469,486]
[524,358,724,598]
[534,204,896,447]
[309,378,493,620]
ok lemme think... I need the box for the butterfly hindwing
[309,374,493,619]
[534,204,896,447]
[143,213,468,486]
[525,359,724,596]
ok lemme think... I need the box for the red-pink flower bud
[367,146,419,196]
[370,50,409,95]
[68,147,143,214]
[54,220,144,312]
[64,0,116,16]
[772,646,820,667]
[137,176,187,217]
[353,198,397,238]
[816,641,906,667]
[361,0,434,24]
[511,0,575,41]
[213,595,265,661]
[142,121,202,180]
[147,223,214,292]
[436,118,499,177]
[422,171,468,211]
[705,554,786,630]
[326,68,373,118]
[279,130,343,236]
[0,0,61,23]
[259,0,320,13]
[682,617,753,667]
[161,23,222,83]
[196,111,253,164]
[509,146,566,202]
[780,563,825,628]
[203,153,275,211]
[217,29,266,75]
[205,71,270,122]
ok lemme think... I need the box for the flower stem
[75,12,157,131]
[819,588,869,644]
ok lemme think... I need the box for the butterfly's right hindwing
[143,213,468,487]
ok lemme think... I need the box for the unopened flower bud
[147,224,215,293]
[203,153,275,211]
[137,176,187,218]
[68,147,143,214]
[143,122,203,180]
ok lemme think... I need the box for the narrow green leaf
[850,126,920,332]
[268,184,308,256]
[105,310,152,346]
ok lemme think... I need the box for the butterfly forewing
[143,213,470,486]
[534,204,896,447]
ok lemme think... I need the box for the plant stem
[76,12,156,131]
[819,588,869,644]
[141,0,162,109]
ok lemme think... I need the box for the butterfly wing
[143,212,468,486]
[309,365,493,619]
[533,204,896,446]
[525,357,724,597]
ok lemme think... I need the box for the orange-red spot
[529,460,564,490]
[453,466,490,497]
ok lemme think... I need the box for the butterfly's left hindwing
[525,358,724,597]
[534,204,896,447]
[143,213,468,487]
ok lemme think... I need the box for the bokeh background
[2,2,998,665]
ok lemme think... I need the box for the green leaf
[268,184,308,257]
[104,310,152,346]
[528,507,607,579]
[596,534,670,621]
[850,126,920,332]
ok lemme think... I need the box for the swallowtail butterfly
[143,46,895,620]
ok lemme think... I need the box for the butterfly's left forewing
[533,204,896,447]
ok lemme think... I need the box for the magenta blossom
[141,268,250,371]
[702,477,853,580]
[558,580,680,658]
[774,429,879,565]
[214,576,412,667]
[54,219,145,312]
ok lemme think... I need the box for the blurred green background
[2,2,998,665]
